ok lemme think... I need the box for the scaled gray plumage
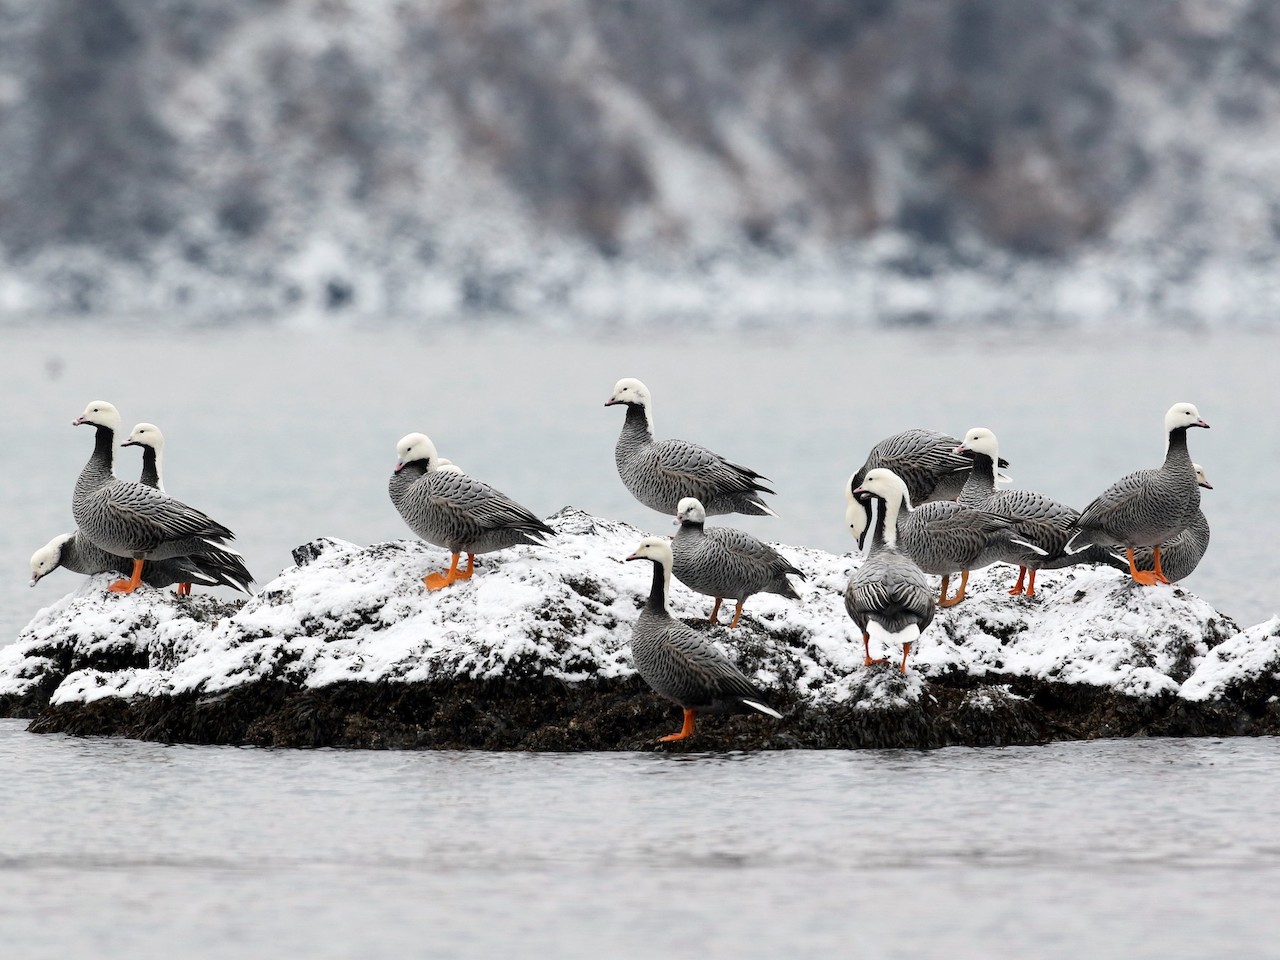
[1130,465,1213,583]
[626,536,781,741]
[851,428,1008,506]
[389,432,554,588]
[671,497,803,626]
[844,470,936,672]
[1066,403,1210,585]
[606,378,775,516]
[71,402,247,593]
[30,531,250,592]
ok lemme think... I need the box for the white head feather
[1165,402,1209,433]
[74,400,122,433]
[30,533,74,585]
[606,378,654,434]
[394,433,439,472]
[675,497,706,524]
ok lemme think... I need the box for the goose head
[394,433,439,473]
[73,401,121,433]
[29,533,74,586]
[625,535,673,568]
[122,422,165,451]
[1165,402,1209,433]
[956,427,1000,462]
[1194,463,1212,490]
[844,474,871,551]
[675,497,707,526]
[605,377,651,409]
[852,468,913,512]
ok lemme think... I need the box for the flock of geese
[31,385,1212,744]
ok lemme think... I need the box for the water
[3,323,1277,644]
[1,720,1276,958]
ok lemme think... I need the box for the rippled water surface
[3,324,1277,642]
[2,721,1278,958]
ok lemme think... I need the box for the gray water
[2,720,1277,958]
[3,323,1278,643]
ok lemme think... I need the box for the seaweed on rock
[4,508,1277,748]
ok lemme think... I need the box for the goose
[1064,403,1209,585]
[845,478,1017,608]
[851,428,1011,506]
[389,432,555,590]
[71,401,252,595]
[625,536,782,742]
[122,422,165,491]
[119,421,254,595]
[845,469,936,673]
[953,426,1124,599]
[30,531,252,593]
[1129,464,1212,583]
[671,497,804,627]
[605,378,775,516]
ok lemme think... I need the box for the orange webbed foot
[658,709,697,742]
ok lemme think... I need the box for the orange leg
[863,632,888,666]
[424,553,463,590]
[938,574,951,605]
[1152,546,1170,585]
[728,601,745,629]
[1126,549,1160,587]
[108,559,145,594]
[1024,568,1038,598]
[938,569,970,608]
[1008,566,1027,596]
[457,554,476,581]
[899,642,913,674]
[177,582,192,597]
[708,597,723,624]
[658,708,697,742]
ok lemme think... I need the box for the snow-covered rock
[1,507,1271,748]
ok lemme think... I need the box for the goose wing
[94,481,233,545]
[650,438,774,496]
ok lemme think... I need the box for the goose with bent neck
[71,401,248,595]
[844,469,936,673]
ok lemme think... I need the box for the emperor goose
[121,421,254,595]
[1065,403,1209,585]
[30,531,252,593]
[845,469,936,673]
[845,477,1016,608]
[851,428,1010,506]
[625,536,782,742]
[71,401,250,595]
[605,378,775,516]
[672,496,804,627]
[1130,463,1213,584]
[389,432,554,590]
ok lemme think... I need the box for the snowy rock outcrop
[0,507,1272,749]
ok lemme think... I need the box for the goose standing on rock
[845,469,936,672]
[120,421,255,595]
[1129,463,1213,584]
[605,378,776,516]
[625,536,782,742]
[30,532,251,592]
[389,432,555,590]
[1065,403,1210,586]
[671,496,804,627]
[851,428,1011,506]
[71,401,252,595]
[845,478,1017,608]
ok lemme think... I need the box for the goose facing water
[30,531,252,593]
[1065,403,1209,586]
[71,401,249,595]
[845,469,936,673]
[389,432,555,590]
[1129,463,1213,584]
[625,536,782,742]
[605,378,775,516]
